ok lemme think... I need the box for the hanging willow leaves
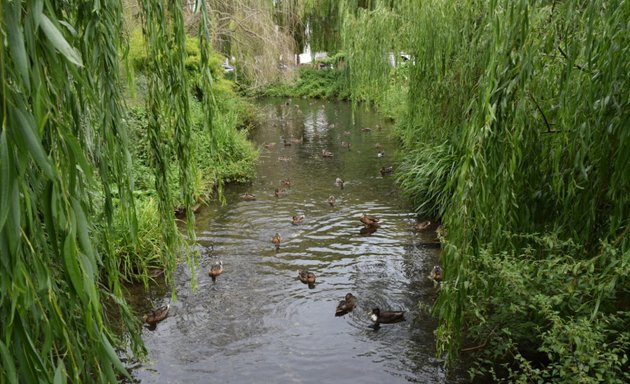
[0,0,208,380]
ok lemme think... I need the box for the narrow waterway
[132,98,461,383]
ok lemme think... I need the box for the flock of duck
[142,117,444,332]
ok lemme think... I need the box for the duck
[321,149,333,158]
[143,304,170,326]
[380,165,393,176]
[281,178,292,188]
[429,265,443,283]
[335,293,357,317]
[297,270,316,287]
[275,188,288,198]
[292,214,305,225]
[360,213,380,227]
[415,220,431,231]
[377,151,385,158]
[208,261,224,282]
[335,177,345,188]
[240,192,256,201]
[272,233,282,249]
[328,195,336,207]
[370,308,405,326]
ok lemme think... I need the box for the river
[130,98,463,383]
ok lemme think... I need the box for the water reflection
[132,98,464,383]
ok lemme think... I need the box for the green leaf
[101,333,131,379]
[54,361,66,384]
[4,1,30,90]
[0,131,11,231]
[0,341,18,384]
[63,235,84,298]
[39,14,83,67]
[11,106,55,180]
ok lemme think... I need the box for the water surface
[132,98,460,383]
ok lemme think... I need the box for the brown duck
[240,192,256,201]
[292,214,305,225]
[335,293,357,317]
[208,261,224,282]
[429,265,443,283]
[415,220,431,231]
[380,165,393,176]
[335,178,345,189]
[370,308,405,327]
[272,233,282,249]
[298,270,316,287]
[360,213,380,227]
[328,195,336,207]
[275,188,288,198]
[143,304,170,326]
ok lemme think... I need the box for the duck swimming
[328,195,336,207]
[360,213,380,227]
[292,214,305,225]
[416,220,431,231]
[240,192,256,201]
[380,165,393,176]
[298,270,316,287]
[275,188,288,198]
[143,304,170,326]
[335,178,345,188]
[335,293,357,317]
[370,308,405,327]
[429,265,443,283]
[272,233,282,249]
[208,261,224,282]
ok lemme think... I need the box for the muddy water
[132,99,461,383]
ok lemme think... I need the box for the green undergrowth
[254,66,351,99]
[111,31,258,282]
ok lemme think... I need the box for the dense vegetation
[314,1,630,382]
[0,0,255,381]
[2,0,628,382]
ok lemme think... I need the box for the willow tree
[0,0,213,381]
[308,0,630,380]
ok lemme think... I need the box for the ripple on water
[134,99,464,383]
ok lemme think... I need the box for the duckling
[335,177,345,189]
[335,293,357,317]
[272,233,282,249]
[380,165,393,176]
[415,220,431,231]
[143,304,170,326]
[429,265,443,283]
[297,270,316,287]
[321,149,333,158]
[360,213,380,227]
[292,214,305,225]
[328,195,336,207]
[240,192,256,201]
[275,188,288,198]
[208,261,224,282]
[370,308,405,326]
[377,151,385,158]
